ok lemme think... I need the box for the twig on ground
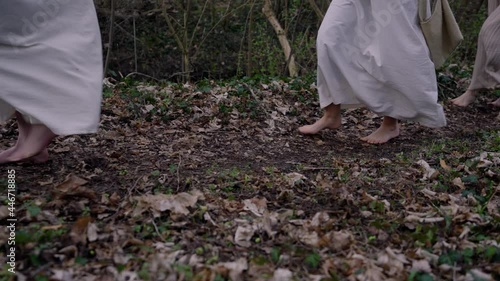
[128,175,144,198]
[30,262,54,278]
[176,156,182,192]
[151,216,166,242]
[242,82,266,111]
[125,72,162,82]
[302,167,336,171]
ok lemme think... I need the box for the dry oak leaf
[417,160,439,180]
[133,190,204,217]
[69,216,91,245]
[271,268,293,281]
[411,259,432,273]
[322,230,354,251]
[54,174,97,201]
[243,197,268,217]
[215,258,248,281]
[234,224,256,247]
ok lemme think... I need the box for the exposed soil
[0,82,499,281]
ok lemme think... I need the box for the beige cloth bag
[418,0,463,68]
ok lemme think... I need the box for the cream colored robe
[0,0,103,135]
[317,0,446,128]
[469,0,500,90]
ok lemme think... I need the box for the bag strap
[418,0,429,22]
[419,0,443,21]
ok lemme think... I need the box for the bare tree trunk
[183,0,192,82]
[246,0,255,76]
[103,0,115,78]
[262,0,298,77]
[162,2,190,82]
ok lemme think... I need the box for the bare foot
[31,149,50,163]
[0,112,32,162]
[361,117,400,144]
[0,147,17,162]
[299,103,341,134]
[298,115,341,134]
[0,124,55,164]
[451,90,477,107]
[490,97,500,107]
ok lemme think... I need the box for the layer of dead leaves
[0,78,499,281]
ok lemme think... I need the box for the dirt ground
[0,81,499,280]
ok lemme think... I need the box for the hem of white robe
[0,106,100,136]
[319,99,446,128]
[0,119,99,136]
[469,80,500,91]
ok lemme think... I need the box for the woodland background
[94,0,490,82]
[1,1,499,280]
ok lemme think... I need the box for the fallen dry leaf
[70,216,91,245]
[271,268,293,281]
[411,259,432,273]
[216,258,248,281]
[440,159,452,171]
[417,160,439,180]
[243,197,268,217]
[54,174,97,201]
[133,190,204,217]
[234,224,256,247]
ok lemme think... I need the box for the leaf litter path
[0,81,499,281]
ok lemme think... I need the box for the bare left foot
[361,117,400,144]
[0,124,55,164]
[31,149,50,163]
[451,90,477,107]
[490,97,500,107]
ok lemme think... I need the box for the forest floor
[0,77,499,281]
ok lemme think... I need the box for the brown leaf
[417,160,439,180]
[109,192,121,206]
[53,146,71,153]
[133,190,204,217]
[40,224,64,231]
[87,223,99,242]
[70,216,91,245]
[411,259,432,272]
[57,174,88,190]
[243,197,268,217]
[452,177,465,189]
[322,230,353,251]
[0,206,9,220]
[234,224,256,247]
[54,174,97,201]
[439,159,452,171]
[271,268,293,281]
[215,258,248,281]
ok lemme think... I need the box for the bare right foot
[31,149,50,163]
[299,103,342,135]
[361,117,400,144]
[298,115,341,134]
[451,90,477,107]
[490,97,500,107]
[0,124,55,164]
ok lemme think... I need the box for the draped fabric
[0,0,103,135]
[469,0,500,90]
[317,0,446,128]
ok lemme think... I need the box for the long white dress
[469,0,500,90]
[0,0,103,135]
[317,0,447,128]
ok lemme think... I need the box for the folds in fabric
[317,0,446,128]
[0,0,103,135]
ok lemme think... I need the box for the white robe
[317,0,447,128]
[0,0,103,135]
[469,0,500,90]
